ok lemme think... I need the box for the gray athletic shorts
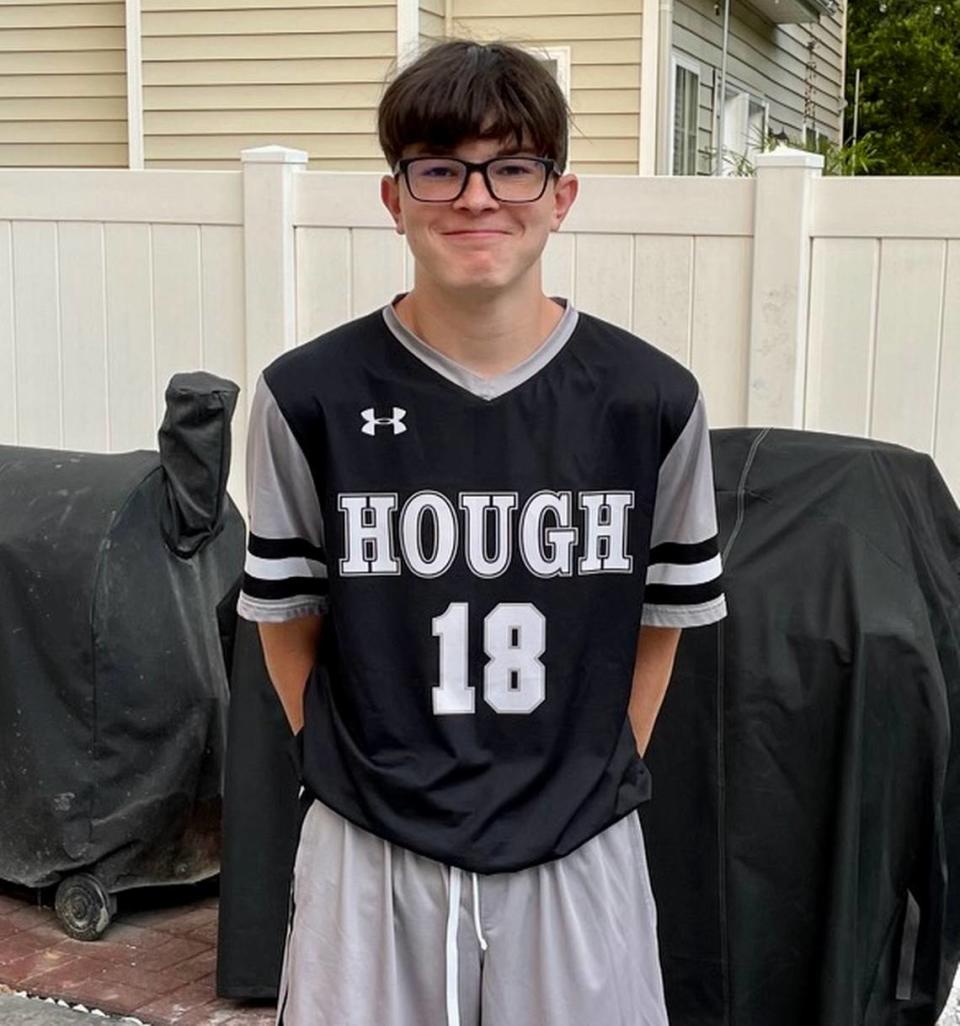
[277,799,669,1026]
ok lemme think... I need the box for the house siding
[673,0,845,173]
[449,0,642,174]
[141,0,396,169]
[419,0,444,48]
[0,0,846,176]
[0,0,128,167]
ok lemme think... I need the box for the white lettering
[460,493,518,578]
[519,491,578,578]
[338,493,400,575]
[579,491,635,573]
[336,489,634,578]
[400,491,458,578]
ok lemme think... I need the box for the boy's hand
[628,625,682,756]
[258,614,324,734]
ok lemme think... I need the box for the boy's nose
[456,169,499,209]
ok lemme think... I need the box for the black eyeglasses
[394,156,562,203]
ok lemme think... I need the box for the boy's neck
[392,279,565,380]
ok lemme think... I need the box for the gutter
[656,0,674,174]
[640,0,672,173]
[639,0,663,174]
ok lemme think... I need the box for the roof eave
[745,0,836,23]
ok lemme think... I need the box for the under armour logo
[361,407,407,436]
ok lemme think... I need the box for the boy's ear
[381,175,405,235]
[550,172,579,232]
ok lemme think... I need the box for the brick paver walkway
[0,885,276,1026]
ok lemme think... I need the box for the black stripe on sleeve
[241,574,330,601]
[248,533,326,562]
[648,536,719,566]
[644,578,724,608]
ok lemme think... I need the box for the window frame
[518,45,572,168]
[803,123,831,152]
[717,77,770,175]
[669,52,703,176]
[536,45,571,102]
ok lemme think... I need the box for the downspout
[124,0,143,169]
[656,0,674,174]
[397,0,419,67]
[838,0,849,147]
[714,0,731,175]
[639,0,661,174]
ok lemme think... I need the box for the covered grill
[0,372,245,939]
[644,428,960,1025]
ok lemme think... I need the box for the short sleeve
[236,375,329,622]
[641,390,727,628]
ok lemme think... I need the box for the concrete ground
[0,990,130,1024]
[942,979,960,1026]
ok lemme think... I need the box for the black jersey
[238,296,726,873]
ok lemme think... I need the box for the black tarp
[216,580,302,1000]
[642,427,960,1026]
[0,372,245,892]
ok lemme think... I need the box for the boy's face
[380,135,578,296]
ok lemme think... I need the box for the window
[803,124,831,153]
[527,46,571,102]
[523,46,571,165]
[720,83,768,174]
[671,56,701,175]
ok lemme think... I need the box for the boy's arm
[259,614,324,734]
[238,374,330,736]
[627,624,682,756]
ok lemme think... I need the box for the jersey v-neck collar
[380,293,580,402]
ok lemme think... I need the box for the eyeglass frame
[393,155,563,204]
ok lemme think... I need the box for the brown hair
[378,39,572,173]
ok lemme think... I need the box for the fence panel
[0,170,244,445]
[574,232,634,329]
[632,235,694,367]
[871,238,947,455]
[0,222,15,444]
[690,236,752,427]
[104,223,160,449]
[809,176,960,497]
[806,237,877,439]
[1,157,959,504]
[12,221,61,449]
[937,242,960,496]
[60,222,110,451]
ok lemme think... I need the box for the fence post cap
[755,147,825,171]
[241,145,309,165]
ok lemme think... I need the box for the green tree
[846,0,960,174]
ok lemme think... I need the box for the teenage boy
[238,39,726,1026]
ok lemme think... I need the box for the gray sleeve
[236,375,329,623]
[641,390,727,628]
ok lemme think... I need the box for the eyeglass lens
[405,158,548,201]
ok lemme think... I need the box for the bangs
[378,41,570,172]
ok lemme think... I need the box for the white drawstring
[445,867,462,1026]
[471,872,488,951]
[445,866,489,1026]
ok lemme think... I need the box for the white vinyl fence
[1,146,959,509]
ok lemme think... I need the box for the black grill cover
[0,372,245,891]
[215,584,302,1000]
[642,428,960,1026]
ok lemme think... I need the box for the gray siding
[673,0,844,173]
